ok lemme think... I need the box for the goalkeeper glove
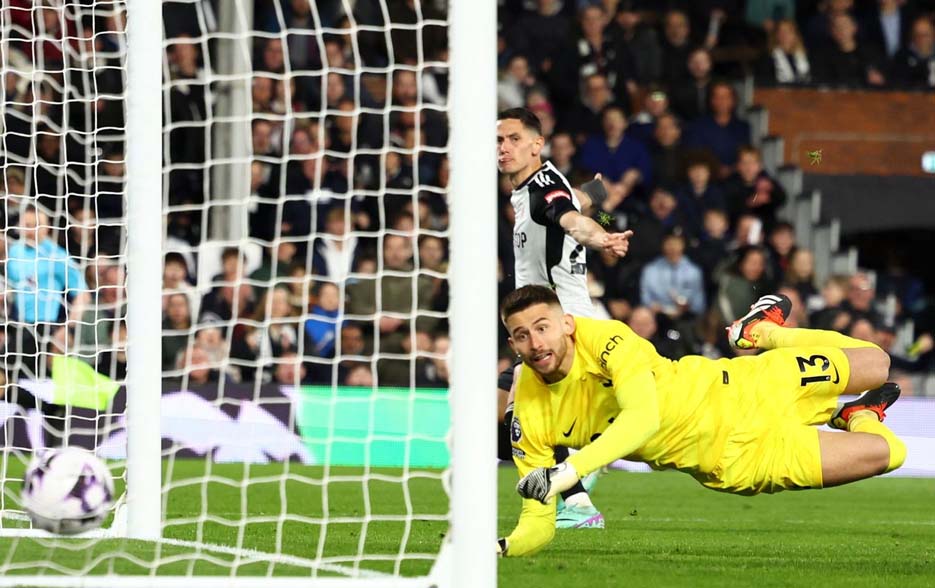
[516,462,580,504]
[496,537,508,556]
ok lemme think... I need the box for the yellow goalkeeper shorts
[696,346,851,495]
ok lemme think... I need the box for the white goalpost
[0,0,495,585]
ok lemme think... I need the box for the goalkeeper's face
[506,303,575,383]
[496,119,543,176]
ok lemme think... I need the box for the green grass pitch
[1,461,934,585]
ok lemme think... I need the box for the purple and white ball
[21,447,115,535]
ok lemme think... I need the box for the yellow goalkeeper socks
[847,410,907,473]
[757,324,880,351]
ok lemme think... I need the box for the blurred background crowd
[1,0,933,403]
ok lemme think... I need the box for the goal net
[0,0,494,585]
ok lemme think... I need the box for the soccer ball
[21,447,115,535]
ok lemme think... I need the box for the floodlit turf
[498,468,935,587]
[0,459,448,578]
[2,461,934,585]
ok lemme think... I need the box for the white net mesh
[0,0,453,580]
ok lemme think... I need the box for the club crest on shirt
[510,415,523,443]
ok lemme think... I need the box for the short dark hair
[497,107,542,136]
[500,285,561,322]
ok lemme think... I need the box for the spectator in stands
[671,48,714,121]
[548,132,580,181]
[576,4,637,104]
[577,105,652,200]
[340,322,369,358]
[312,208,359,282]
[661,10,695,85]
[498,54,535,110]
[757,19,812,85]
[810,275,852,331]
[592,247,638,320]
[689,208,732,303]
[281,0,323,71]
[890,16,935,88]
[96,321,128,381]
[721,145,787,229]
[640,231,706,319]
[304,282,341,359]
[717,245,772,323]
[842,271,883,326]
[420,333,450,387]
[418,235,449,312]
[167,36,208,167]
[507,0,572,89]
[259,37,286,73]
[563,73,617,143]
[860,0,915,59]
[64,208,97,261]
[345,235,436,345]
[766,221,797,281]
[777,285,808,328]
[609,1,662,84]
[627,86,669,146]
[784,247,820,308]
[627,305,688,360]
[200,249,256,323]
[7,206,89,362]
[176,344,218,386]
[731,213,766,249]
[675,153,727,237]
[684,82,752,176]
[273,351,310,386]
[162,292,192,371]
[343,362,375,386]
[805,0,856,50]
[649,113,690,190]
[252,76,275,113]
[812,13,887,86]
[626,187,688,266]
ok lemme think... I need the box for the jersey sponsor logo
[511,447,526,459]
[510,415,523,443]
[562,418,577,438]
[570,262,586,275]
[532,170,555,188]
[513,231,528,249]
[598,335,624,370]
[544,190,570,204]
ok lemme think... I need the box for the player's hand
[516,462,580,504]
[602,230,633,258]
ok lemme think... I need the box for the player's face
[506,303,575,382]
[496,119,542,175]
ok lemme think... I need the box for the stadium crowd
[1,0,934,401]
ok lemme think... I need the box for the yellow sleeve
[504,452,557,557]
[503,393,556,557]
[566,319,662,477]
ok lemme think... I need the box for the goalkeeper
[497,285,906,557]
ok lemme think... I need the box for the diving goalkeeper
[496,285,906,557]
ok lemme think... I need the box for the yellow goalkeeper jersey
[506,316,734,556]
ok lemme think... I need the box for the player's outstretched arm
[516,370,660,505]
[558,211,633,258]
[502,453,558,557]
